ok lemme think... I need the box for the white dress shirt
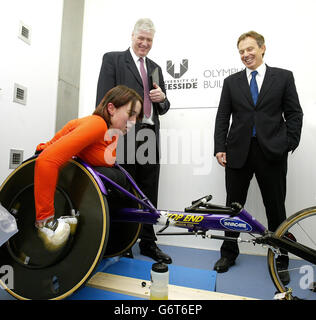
[246,62,266,92]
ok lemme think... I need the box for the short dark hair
[237,31,265,56]
[94,85,143,126]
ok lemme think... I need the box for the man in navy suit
[96,18,171,264]
[213,31,303,283]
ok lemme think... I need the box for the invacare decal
[220,218,252,232]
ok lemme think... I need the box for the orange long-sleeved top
[34,115,118,222]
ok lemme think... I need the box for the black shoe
[276,261,290,286]
[140,242,172,264]
[309,282,316,292]
[122,248,134,259]
[213,257,235,273]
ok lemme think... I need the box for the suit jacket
[214,65,303,168]
[96,49,170,156]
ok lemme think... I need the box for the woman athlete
[34,85,143,250]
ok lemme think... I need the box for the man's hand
[149,82,165,103]
[216,152,227,167]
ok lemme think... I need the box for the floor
[132,244,278,300]
[1,243,280,300]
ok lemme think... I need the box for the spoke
[297,221,316,248]
[280,266,316,273]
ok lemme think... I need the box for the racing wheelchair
[0,156,316,300]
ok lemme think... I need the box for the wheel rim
[268,208,316,300]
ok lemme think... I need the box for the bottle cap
[152,262,168,273]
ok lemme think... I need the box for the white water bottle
[150,262,169,300]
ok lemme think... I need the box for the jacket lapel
[238,69,254,107]
[124,49,143,87]
[238,65,275,108]
[146,59,154,77]
[146,59,155,89]
[256,65,275,106]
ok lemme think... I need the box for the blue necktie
[250,70,258,105]
[250,70,258,136]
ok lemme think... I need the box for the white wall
[0,0,63,184]
[81,0,316,255]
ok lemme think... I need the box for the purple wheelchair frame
[81,159,265,232]
[79,159,266,236]
[77,158,316,265]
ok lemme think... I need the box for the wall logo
[165,59,198,90]
[167,59,188,79]
[220,218,252,232]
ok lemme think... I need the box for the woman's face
[108,100,142,135]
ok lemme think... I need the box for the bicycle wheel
[267,206,316,300]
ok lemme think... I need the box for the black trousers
[120,124,160,245]
[93,166,133,210]
[94,166,128,189]
[221,138,288,260]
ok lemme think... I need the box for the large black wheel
[0,158,109,300]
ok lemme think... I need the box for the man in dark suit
[213,31,303,282]
[96,18,172,264]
